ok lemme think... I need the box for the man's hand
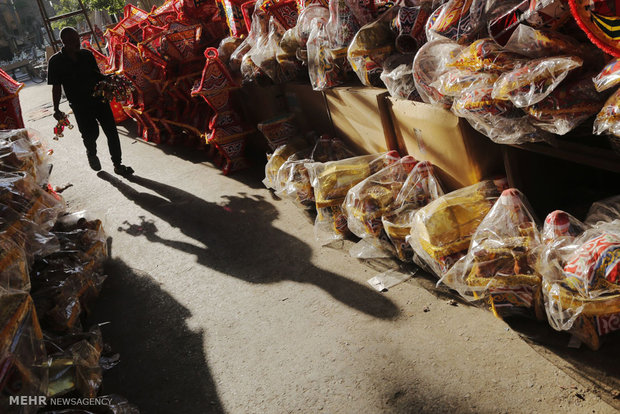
[53,110,66,121]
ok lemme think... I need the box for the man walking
[48,27,133,176]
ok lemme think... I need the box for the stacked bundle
[0,128,136,411]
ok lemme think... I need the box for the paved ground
[19,81,620,413]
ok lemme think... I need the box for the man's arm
[52,84,64,119]
[47,57,65,120]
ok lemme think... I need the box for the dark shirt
[47,48,104,105]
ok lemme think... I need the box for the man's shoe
[114,164,134,176]
[87,155,101,171]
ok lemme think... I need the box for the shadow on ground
[97,172,399,320]
[89,258,224,414]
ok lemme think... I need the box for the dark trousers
[71,99,122,165]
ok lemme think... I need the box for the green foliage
[86,0,125,14]
[50,0,86,30]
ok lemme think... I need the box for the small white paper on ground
[368,269,412,292]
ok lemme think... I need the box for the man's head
[60,27,80,53]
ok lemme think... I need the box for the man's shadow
[97,172,399,319]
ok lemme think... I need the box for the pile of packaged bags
[263,130,620,350]
[0,128,137,413]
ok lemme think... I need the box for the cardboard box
[284,82,333,135]
[325,86,398,155]
[387,98,504,192]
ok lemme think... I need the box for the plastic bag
[593,88,620,138]
[327,0,364,48]
[295,4,330,49]
[448,38,523,73]
[438,189,545,319]
[30,214,107,333]
[407,179,502,277]
[426,0,486,44]
[451,78,543,145]
[585,195,620,227]
[526,77,606,135]
[503,24,590,59]
[306,151,400,243]
[538,208,620,350]
[492,56,583,108]
[0,172,65,259]
[275,136,355,207]
[593,58,620,93]
[0,293,48,414]
[382,161,444,262]
[347,7,398,87]
[218,36,245,65]
[252,17,287,83]
[431,68,498,97]
[263,138,309,190]
[276,30,305,81]
[343,155,417,241]
[413,39,464,108]
[0,234,30,293]
[0,129,51,186]
[46,326,103,398]
[380,54,418,100]
[307,17,347,90]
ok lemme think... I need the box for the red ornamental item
[261,0,300,30]
[220,0,250,37]
[0,69,24,130]
[193,48,250,174]
[569,0,620,57]
[53,114,74,140]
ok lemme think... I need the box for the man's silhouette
[48,27,133,176]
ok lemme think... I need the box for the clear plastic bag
[408,179,502,277]
[263,139,309,190]
[593,58,620,93]
[46,326,103,398]
[327,0,365,49]
[275,136,355,208]
[382,161,444,262]
[343,156,417,241]
[585,195,620,227]
[306,151,400,243]
[0,172,65,260]
[295,4,330,49]
[347,7,398,87]
[218,36,245,65]
[0,129,51,186]
[413,39,464,108]
[431,68,498,97]
[253,18,291,83]
[380,54,418,100]
[438,189,545,319]
[0,234,30,293]
[503,24,590,60]
[593,88,620,138]
[538,207,620,350]
[451,78,543,145]
[0,293,48,414]
[307,17,348,90]
[492,56,583,108]
[426,0,486,44]
[526,77,606,135]
[31,214,107,333]
[448,38,523,73]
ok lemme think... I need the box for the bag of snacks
[382,161,444,262]
[431,69,498,97]
[413,39,464,108]
[538,204,620,350]
[263,138,310,190]
[439,189,545,319]
[593,88,620,138]
[306,151,400,243]
[380,54,419,100]
[426,0,486,45]
[526,77,606,135]
[593,57,620,93]
[448,38,523,73]
[408,179,502,276]
[343,155,418,241]
[492,56,583,107]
